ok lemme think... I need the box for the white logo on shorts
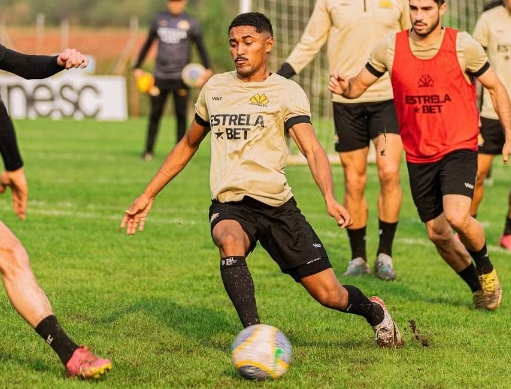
[465,182,474,189]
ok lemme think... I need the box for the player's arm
[0,101,28,220]
[328,66,380,99]
[191,21,213,83]
[288,122,352,228]
[133,24,158,74]
[477,67,511,163]
[121,117,210,234]
[276,0,331,78]
[0,45,86,79]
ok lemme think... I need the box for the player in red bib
[328,0,511,311]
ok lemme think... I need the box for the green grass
[1,118,510,389]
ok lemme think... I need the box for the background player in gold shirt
[122,12,403,348]
[277,0,411,281]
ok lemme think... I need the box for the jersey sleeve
[472,14,489,49]
[282,82,311,130]
[457,31,489,76]
[367,33,393,75]
[194,83,210,125]
[285,0,332,74]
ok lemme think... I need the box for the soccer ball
[136,72,159,96]
[181,63,206,88]
[231,324,292,380]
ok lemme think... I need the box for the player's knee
[215,231,245,253]
[377,164,400,187]
[427,226,451,246]
[444,211,470,232]
[344,172,367,198]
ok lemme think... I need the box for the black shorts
[407,149,477,222]
[479,117,504,155]
[333,99,400,153]
[209,197,331,282]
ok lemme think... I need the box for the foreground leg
[213,220,259,328]
[373,133,402,280]
[300,268,403,347]
[0,221,111,378]
[339,149,371,276]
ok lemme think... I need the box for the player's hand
[502,141,511,164]
[0,167,28,220]
[133,68,144,80]
[57,48,89,69]
[328,72,349,96]
[325,199,353,228]
[120,193,154,235]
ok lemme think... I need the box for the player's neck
[410,25,443,47]
[235,68,271,83]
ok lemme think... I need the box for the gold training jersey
[285,0,411,104]
[195,72,311,207]
[473,5,511,120]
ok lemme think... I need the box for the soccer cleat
[370,296,404,348]
[475,268,502,310]
[66,346,112,379]
[499,234,511,251]
[374,253,396,281]
[343,257,370,276]
[141,152,153,161]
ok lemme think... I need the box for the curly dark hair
[228,12,273,37]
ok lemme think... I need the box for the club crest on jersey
[249,93,269,107]
[378,0,393,8]
[418,74,434,88]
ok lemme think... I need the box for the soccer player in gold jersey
[122,12,404,348]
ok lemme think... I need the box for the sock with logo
[341,285,384,326]
[467,242,493,275]
[504,217,511,236]
[377,220,398,256]
[347,227,367,260]
[35,315,79,365]
[457,264,481,292]
[220,256,260,328]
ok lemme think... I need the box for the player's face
[409,0,446,37]
[167,0,187,16]
[229,25,274,80]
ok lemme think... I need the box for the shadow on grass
[96,297,239,351]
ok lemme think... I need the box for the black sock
[504,217,511,235]
[457,264,481,292]
[347,227,366,260]
[341,285,384,327]
[34,315,79,365]
[377,220,398,257]
[467,242,493,275]
[220,256,259,328]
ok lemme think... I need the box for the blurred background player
[328,0,510,310]
[0,45,112,379]
[133,0,213,161]
[470,0,511,251]
[277,0,411,280]
[122,12,404,348]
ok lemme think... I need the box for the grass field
[1,118,510,389]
